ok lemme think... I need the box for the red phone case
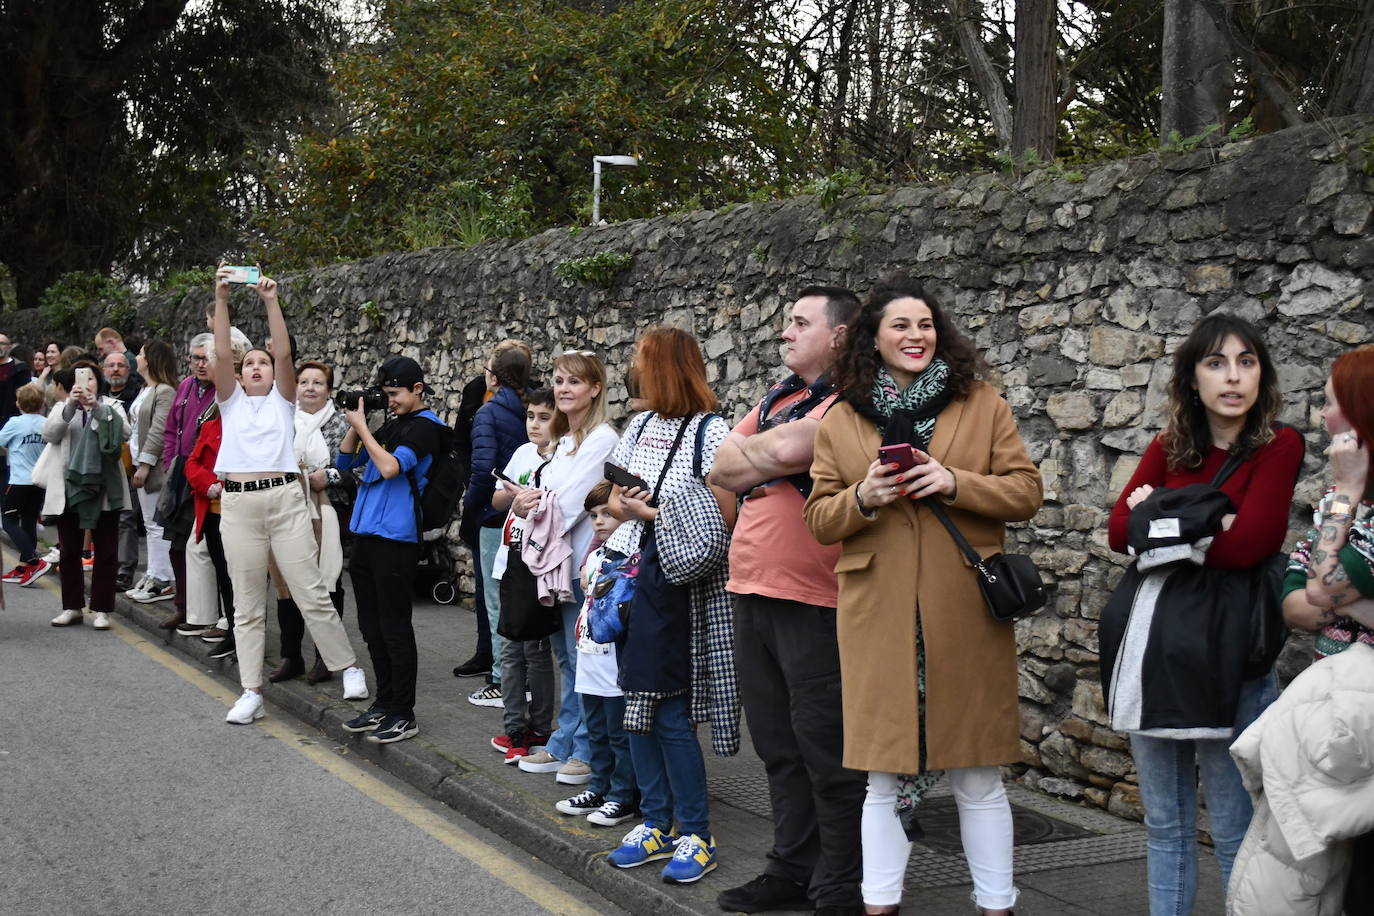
[878,444,918,472]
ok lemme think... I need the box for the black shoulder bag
[927,501,1047,623]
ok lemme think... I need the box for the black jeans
[733,593,866,908]
[352,535,422,719]
[200,513,235,634]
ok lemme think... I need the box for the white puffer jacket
[1226,643,1374,915]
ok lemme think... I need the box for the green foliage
[802,169,876,211]
[38,272,131,331]
[750,245,768,264]
[1160,124,1222,153]
[156,266,216,298]
[991,148,1084,183]
[555,252,633,287]
[1228,116,1256,142]
[259,0,812,267]
[105,299,139,329]
[360,300,383,325]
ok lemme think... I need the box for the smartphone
[878,444,920,473]
[604,461,650,493]
[224,265,261,285]
[73,366,95,396]
[491,467,517,485]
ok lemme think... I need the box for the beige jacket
[1227,643,1374,914]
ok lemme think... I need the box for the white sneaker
[50,608,83,626]
[42,547,61,565]
[226,691,265,724]
[91,612,110,630]
[342,666,369,700]
[125,574,152,599]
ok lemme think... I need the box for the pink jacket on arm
[522,490,574,606]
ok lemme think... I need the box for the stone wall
[8,115,1374,817]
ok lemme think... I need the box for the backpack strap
[692,413,722,480]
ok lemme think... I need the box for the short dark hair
[584,479,614,511]
[833,276,986,409]
[527,387,555,410]
[491,347,531,394]
[797,285,861,329]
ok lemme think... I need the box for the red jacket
[184,417,222,542]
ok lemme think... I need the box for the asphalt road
[0,575,629,916]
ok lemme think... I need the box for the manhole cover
[911,797,1094,856]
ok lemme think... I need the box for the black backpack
[402,416,463,537]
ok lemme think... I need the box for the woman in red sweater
[1106,313,1303,915]
[185,405,235,661]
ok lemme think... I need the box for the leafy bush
[39,271,131,331]
[555,252,633,287]
[157,266,216,298]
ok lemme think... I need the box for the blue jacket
[340,409,444,543]
[463,386,528,527]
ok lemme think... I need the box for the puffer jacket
[463,385,527,527]
[1227,642,1374,915]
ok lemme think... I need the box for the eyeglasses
[188,354,209,364]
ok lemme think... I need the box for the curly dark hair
[832,277,986,411]
[1161,313,1281,471]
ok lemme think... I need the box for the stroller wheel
[432,580,457,605]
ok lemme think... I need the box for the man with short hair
[709,287,866,916]
[0,332,33,510]
[102,350,142,417]
[337,355,448,744]
[105,349,144,590]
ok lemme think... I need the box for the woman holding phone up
[804,279,1041,916]
[210,266,368,725]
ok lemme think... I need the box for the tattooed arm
[1304,506,1360,608]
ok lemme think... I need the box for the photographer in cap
[336,355,447,744]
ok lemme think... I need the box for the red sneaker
[503,734,531,765]
[491,733,515,753]
[17,559,51,587]
[0,565,25,584]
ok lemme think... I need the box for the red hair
[1332,346,1374,485]
[635,327,718,418]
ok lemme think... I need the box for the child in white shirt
[553,480,638,826]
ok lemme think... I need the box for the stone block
[1184,264,1234,293]
[1038,730,1091,780]
[1064,504,1104,530]
[1103,390,1143,427]
[1088,326,1165,366]
[1045,392,1098,430]
[1333,194,1372,236]
[1019,700,1051,742]
[1038,776,1085,799]
[1108,782,1144,820]
[1072,679,1110,726]
[1104,286,1148,330]
[1120,362,1152,387]
[1019,304,1069,331]
[1306,163,1348,204]
[1083,367,1123,390]
[1044,662,1077,696]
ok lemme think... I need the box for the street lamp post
[591,155,639,225]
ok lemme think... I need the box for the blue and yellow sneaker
[605,823,679,868]
[661,833,716,884]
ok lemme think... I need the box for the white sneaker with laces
[342,666,369,700]
[50,609,83,626]
[91,612,110,630]
[125,574,152,599]
[226,691,265,724]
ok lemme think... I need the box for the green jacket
[65,404,127,529]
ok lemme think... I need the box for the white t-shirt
[574,544,621,697]
[540,423,620,568]
[491,441,551,581]
[214,384,298,474]
[604,412,727,557]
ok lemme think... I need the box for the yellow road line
[111,620,603,916]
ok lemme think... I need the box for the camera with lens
[335,386,387,412]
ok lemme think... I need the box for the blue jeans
[545,597,589,762]
[1130,672,1279,916]
[629,693,710,838]
[581,692,637,805]
[478,527,504,683]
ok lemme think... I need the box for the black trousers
[733,593,866,908]
[352,535,421,719]
[200,513,235,634]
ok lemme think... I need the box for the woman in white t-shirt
[511,351,620,784]
[210,267,368,725]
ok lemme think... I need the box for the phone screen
[74,367,95,395]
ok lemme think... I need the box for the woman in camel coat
[805,278,1041,916]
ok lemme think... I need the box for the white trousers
[220,483,355,689]
[135,486,174,581]
[862,767,1019,910]
[185,526,219,626]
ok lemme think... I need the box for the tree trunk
[1012,0,1057,161]
[945,0,1013,150]
[1331,1,1374,116]
[1160,0,1231,139]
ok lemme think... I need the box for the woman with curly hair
[804,278,1042,915]
[1106,312,1303,914]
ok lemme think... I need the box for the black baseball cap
[377,356,425,388]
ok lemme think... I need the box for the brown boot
[268,657,306,682]
[157,612,184,630]
[306,655,332,684]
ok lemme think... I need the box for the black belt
[223,473,298,493]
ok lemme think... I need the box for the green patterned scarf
[869,358,952,450]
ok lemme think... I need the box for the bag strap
[1210,422,1292,490]
[925,499,994,581]
[692,413,721,480]
[636,416,692,549]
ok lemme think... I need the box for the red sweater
[1108,426,1304,570]
[184,417,222,542]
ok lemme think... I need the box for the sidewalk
[113,583,1225,915]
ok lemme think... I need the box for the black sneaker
[342,708,387,733]
[717,873,814,913]
[452,652,493,678]
[555,789,604,816]
[207,638,237,660]
[366,714,419,744]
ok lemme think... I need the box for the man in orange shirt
[710,287,865,916]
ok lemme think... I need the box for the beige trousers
[220,483,356,688]
[185,528,219,626]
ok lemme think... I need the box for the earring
[1192,391,1201,404]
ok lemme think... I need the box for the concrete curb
[115,596,711,916]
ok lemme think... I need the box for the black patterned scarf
[868,359,953,451]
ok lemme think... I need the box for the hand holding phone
[877,444,921,473]
[73,367,96,403]
[604,461,650,494]
[223,265,261,285]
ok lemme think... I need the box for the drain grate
[911,796,1094,856]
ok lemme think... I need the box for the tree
[1012,0,1057,160]
[0,0,347,309]
[1160,0,1232,139]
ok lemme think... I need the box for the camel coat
[804,381,1042,773]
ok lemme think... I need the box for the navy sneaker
[342,708,387,733]
[366,714,419,744]
[606,823,679,868]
